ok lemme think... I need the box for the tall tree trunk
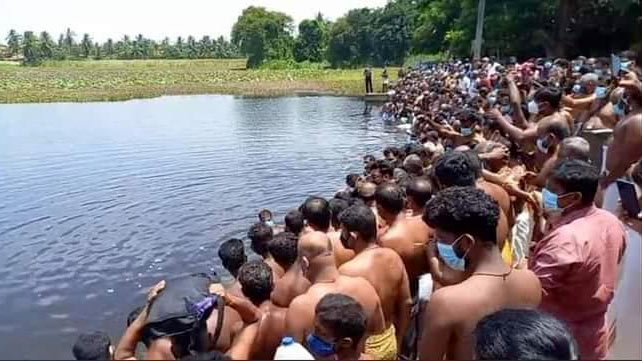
[553,0,577,57]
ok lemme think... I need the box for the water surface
[0,95,404,359]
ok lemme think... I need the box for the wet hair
[268,232,298,270]
[534,87,562,109]
[423,186,499,244]
[180,351,231,361]
[284,209,304,235]
[346,174,360,188]
[218,238,246,278]
[406,178,433,209]
[550,159,599,205]
[375,183,405,215]
[72,331,112,360]
[301,196,331,230]
[247,222,273,257]
[434,151,477,188]
[315,293,367,346]
[258,209,272,222]
[328,198,350,227]
[237,260,273,305]
[475,309,579,360]
[339,204,377,242]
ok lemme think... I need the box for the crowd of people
[72,52,641,360]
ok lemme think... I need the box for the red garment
[529,206,627,360]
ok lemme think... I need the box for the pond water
[0,95,405,359]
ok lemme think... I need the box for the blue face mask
[460,127,473,136]
[536,136,550,154]
[596,86,607,99]
[613,101,627,116]
[436,235,470,271]
[306,333,336,358]
[542,188,560,211]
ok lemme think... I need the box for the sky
[0,0,389,43]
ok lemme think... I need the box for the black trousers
[365,77,373,93]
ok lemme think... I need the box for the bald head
[298,231,333,260]
[358,182,377,200]
[558,137,590,162]
[406,178,433,210]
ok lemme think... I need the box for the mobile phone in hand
[616,180,641,217]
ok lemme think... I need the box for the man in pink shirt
[530,159,627,359]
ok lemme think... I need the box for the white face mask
[528,100,539,115]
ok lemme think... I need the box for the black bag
[144,272,220,349]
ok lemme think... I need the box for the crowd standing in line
[72,52,641,360]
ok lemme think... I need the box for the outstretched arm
[115,281,166,360]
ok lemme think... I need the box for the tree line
[231,0,642,68]
[3,28,240,65]
[3,0,641,67]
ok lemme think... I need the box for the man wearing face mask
[338,204,411,359]
[419,187,541,360]
[285,231,386,348]
[530,121,571,187]
[306,293,373,360]
[601,71,642,192]
[530,159,627,360]
[490,87,571,151]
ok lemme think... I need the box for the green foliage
[6,30,22,56]
[293,16,327,62]
[260,59,327,70]
[231,6,294,68]
[404,52,449,67]
[22,31,41,65]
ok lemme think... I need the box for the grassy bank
[0,59,397,103]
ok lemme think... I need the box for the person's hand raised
[147,280,165,304]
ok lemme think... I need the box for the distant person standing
[382,66,389,93]
[364,66,373,94]
[398,67,406,80]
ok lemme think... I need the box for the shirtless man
[601,73,642,188]
[248,222,284,279]
[491,87,571,157]
[285,232,386,345]
[284,209,304,236]
[419,187,542,360]
[338,204,411,359]
[328,198,356,266]
[218,238,247,299]
[236,260,288,359]
[270,233,311,308]
[379,178,433,295]
[357,181,383,230]
[374,183,406,238]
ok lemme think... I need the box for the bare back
[271,262,310,308]
[252,303,288,359]
[420,268,541,360]
[378,216,432,295]
[286,275,386,342]
[339,247,411,329]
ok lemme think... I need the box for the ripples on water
[0,95,405,359]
